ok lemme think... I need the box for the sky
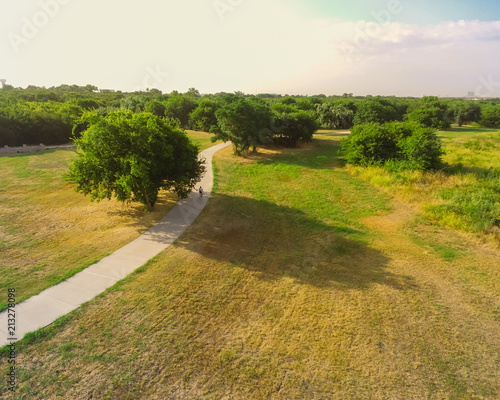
[1,0,500,97]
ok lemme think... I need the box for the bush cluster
[341,121,444,171]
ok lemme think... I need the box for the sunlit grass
[185,130,221,151]
[346,127,500,245]
[2,137,499,399]
[0,131,214,310]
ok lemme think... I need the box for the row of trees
[66,93,319,211]
[2,85,500,148]
[210,94,318,155]
[316,96,487,130]
[0,100,81,146]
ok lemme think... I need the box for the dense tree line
[1,84,500,149]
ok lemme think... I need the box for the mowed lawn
[0,131,216,310]
[2,137,499,399]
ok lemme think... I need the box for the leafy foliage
[189,99,219,132]
[68,110,204,211]
[342,121,444,170]
[353,99,400,125]
[164,95,197,128]
[406,96,452,129]
[272,110,319,147]
[479,103,500,128]
[316,102,355,129]
[145,100,167,118]
[0,100,81,146]
[211,95,272,155]
[450,101,481,127]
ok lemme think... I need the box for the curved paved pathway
[0,142,231,347]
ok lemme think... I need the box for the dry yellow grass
[0,131,215,309]
[1,139,499,399]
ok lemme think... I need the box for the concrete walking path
[0,142,231,347]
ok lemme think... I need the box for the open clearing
[0,132,218,310]
[1,133,499,399]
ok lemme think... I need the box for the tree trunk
[144,192,153,212]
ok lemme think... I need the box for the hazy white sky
[1,0,500,97]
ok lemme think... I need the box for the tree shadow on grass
[173,193,417,292]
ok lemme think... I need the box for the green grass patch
[409,233,465,262]
[185,130,221,151]
[347,127,500,242]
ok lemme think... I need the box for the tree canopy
[68,110,204,211]
[479,103,500,127]
[352,99,400,125]
[164,95,197,128]
[406,96,452,130]
[316,102,355,130]
[189,99,219,132]
[211,95,272,155]
[2,84,500,148]
[271,109,318,147]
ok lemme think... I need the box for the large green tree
[272,109,319,147]
[449,101,481,127]
[145,100,167,118]
[316,102,355,129]
[211,95,272,155]
[68,110,204,211]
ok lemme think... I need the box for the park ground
[1,128,499,399]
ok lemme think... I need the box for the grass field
[185,130,221,151]
[0,131,217,310]
[347,126,500,245]
[1,135,499,399]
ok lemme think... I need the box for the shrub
[341,121,444,171]
[395,122,444,170]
